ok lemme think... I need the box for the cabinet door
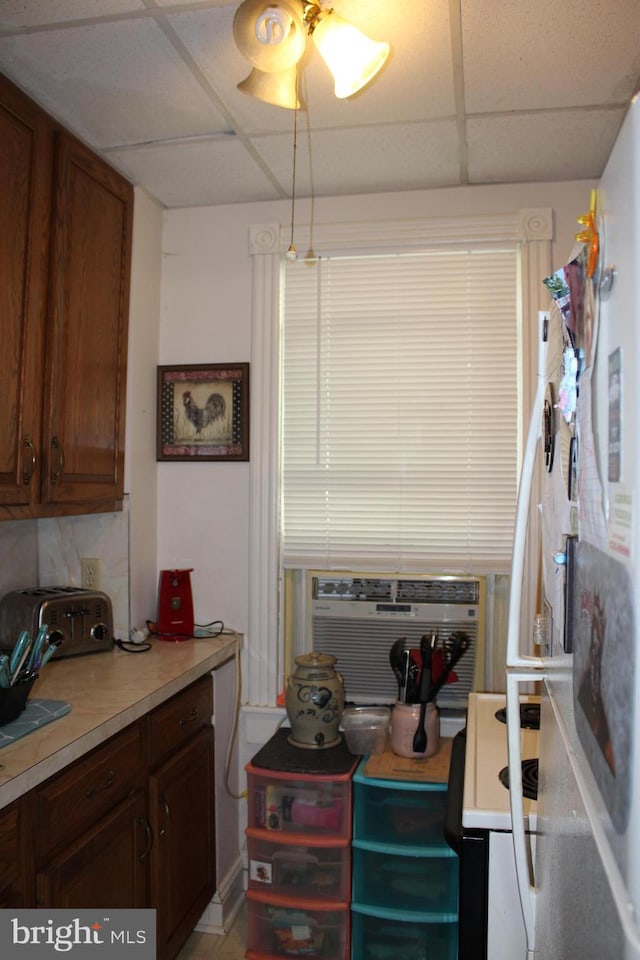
[36,791,149,908]
[149,727,216,960]
[0,74,51,510]
[42,130,133,510]
[0,800,31,907]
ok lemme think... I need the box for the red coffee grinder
[154,569,194,640]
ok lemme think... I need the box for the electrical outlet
[81,558,101,590]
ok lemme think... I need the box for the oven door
[445,728,491,960]
[446,726,530,960]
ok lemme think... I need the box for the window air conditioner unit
[308,572,486,710]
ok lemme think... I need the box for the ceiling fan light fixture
[237,65,301,109]
[233,0,306,71]
[309,10,390,98]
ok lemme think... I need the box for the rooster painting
[182,390,226,438]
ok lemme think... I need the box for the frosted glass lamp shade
[237,65,301,109]
[311,13,390,98]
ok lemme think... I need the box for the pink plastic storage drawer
[246,890,350,959]
[246,763,352,838]
[247,828,350,902]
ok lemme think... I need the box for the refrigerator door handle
[506,670,541,959]
[506,311,548,669]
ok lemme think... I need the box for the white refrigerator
[505,92,640,959]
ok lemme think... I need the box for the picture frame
[156,363,249,461]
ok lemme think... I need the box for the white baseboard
[195,854,245,935]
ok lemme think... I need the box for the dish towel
[0,699,72,749]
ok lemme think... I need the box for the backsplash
[0,498,130,642]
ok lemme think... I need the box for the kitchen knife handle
[50,435,65,485]
[22,434,37,486]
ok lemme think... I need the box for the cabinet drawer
[247,764,352,839]
[351,908,457,960]
[0,803,21,899]
[147,675,213,768]
[34,722,143,862]
[247,890,349,959]
[247,828,350,902]
[353,778,447,847]
[352,842,458,914]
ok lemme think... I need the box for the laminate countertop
[0,631,240,810]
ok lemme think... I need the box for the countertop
[0,631,240,810]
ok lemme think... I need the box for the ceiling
[1,0,639,209]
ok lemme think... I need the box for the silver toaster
[0,586,114,659]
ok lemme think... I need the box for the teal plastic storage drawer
[351,906,458,960]
[352,841,458,913]
[353,773,448,847]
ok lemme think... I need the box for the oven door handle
[507,670,543,960]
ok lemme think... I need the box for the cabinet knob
[22,435,37,486]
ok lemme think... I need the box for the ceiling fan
[233,0,390,109]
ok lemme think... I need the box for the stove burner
[495,703,540,730]
[499,759,538,800]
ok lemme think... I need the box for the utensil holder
[0,676,37,726]
[391,700,440,759]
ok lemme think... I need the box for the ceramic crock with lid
[285,651,345,749]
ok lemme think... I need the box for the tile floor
[177,902,247,959]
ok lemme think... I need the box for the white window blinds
[281,246,520,572]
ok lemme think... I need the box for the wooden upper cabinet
[0,71,133,519]
[41,131,133,510]
[0,75,52,509]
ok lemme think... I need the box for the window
[281,246,520,573]
[247,211,551,705]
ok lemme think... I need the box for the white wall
[126,187,164,632]
[158,178,594,683]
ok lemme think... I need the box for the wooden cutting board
[363,737,452,783]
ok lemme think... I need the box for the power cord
[114,637,152,653]
[145,619,225,640]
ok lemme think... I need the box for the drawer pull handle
[178,708,199,726]
[138,816,153,862]
[50,435,65,485]
[23,435,37,486]
[159,795,170,837]
[85,769,115,799]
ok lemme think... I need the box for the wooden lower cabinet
[36,791,149,908]
[0,800,30,907]
[150,726,216,960]
[14,677,216,960]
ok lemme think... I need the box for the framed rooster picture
[156,363,249,461]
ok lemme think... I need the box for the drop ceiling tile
[0,0,145,28]
[467,109,625,183]
[462,0,640,112]
[0,17,230,146]
[255,120,461,198]
[106,136,283,207]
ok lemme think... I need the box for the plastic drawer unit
[245,729,358,960]
[246,890,350,960]
[247,829,351,902]
[351,758,459,960]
